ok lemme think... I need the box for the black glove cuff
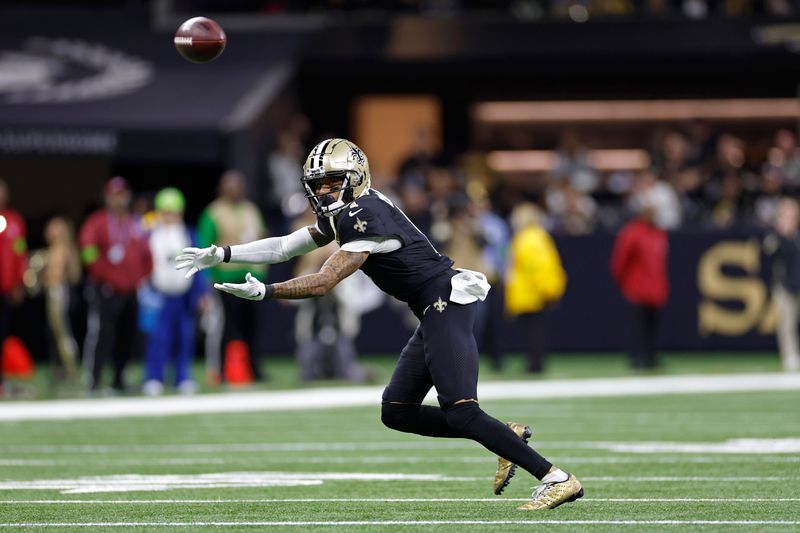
[222,245,232,263]
[263,284,275,300]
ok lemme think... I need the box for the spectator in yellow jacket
[505,203,567,373]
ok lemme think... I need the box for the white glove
[175,245,225,279]
[214,272,266,301]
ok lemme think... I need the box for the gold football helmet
[302,138,371,217]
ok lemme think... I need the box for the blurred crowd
[482,125,800,236]
[13,0,795,20]
[12,0,797,18]
[270,121,800,238]
[173,0,797,19]
[2,119,800,398]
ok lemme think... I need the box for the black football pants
[82,286,138,390]
[382,298,553,480]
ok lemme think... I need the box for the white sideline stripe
[0,472,485,494]
[557,456,800,464]
[0,442,481,453]
[5,438,800,455]
[2,498,800,504]
[1,473,792,495]
[2,520,800,527]
[601,439,800,454]
[582,476,795,481]
[1,372,798,421]
[4,456,800,466]
[0,458,228,466]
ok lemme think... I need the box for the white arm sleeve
[229,226,319,264]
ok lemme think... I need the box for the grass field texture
[1,365,799,531]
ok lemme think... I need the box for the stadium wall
[258,230,779,356]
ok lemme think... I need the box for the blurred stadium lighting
[473,99,800,123]
[487,150,555,171]
[487,149,650,172]
[568,5,590,23]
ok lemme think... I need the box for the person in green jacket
[197,170,267,382]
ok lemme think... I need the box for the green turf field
[1,381,799,531]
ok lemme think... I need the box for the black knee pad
[443,401,484,434]
[381,402,416,432]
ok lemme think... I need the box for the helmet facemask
[302,170,359,217]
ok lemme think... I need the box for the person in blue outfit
[176,138,582,510]
[143,188,207,395]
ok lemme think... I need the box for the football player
[176,139,583,510]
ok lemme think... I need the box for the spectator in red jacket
[0,179,28,394]
[610,199,669,369]
[79,177,152,392]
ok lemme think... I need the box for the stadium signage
[0,37,153,104]
[697,240,775,338]
[0,128,117,155]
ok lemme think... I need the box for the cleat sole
[495,465,517,495]
[494,423,533,495]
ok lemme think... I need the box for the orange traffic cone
[223,340,253,386]
[2,336,36,378]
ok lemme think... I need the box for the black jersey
[316,188,454,310]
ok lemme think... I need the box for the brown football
[174,17,226,63]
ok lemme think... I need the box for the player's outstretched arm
[270,249,368,299]
[176,225,332,279]
[215,249,369,301]
[214,249,368,301]
[227,225,332,265]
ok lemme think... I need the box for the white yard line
[2,498,799,504]
[0,442,479,453]
[5,438,800,455]
[0,472,794,495]
[0,472,484,494]
[580,476,795,481]
[1,372,799,421]
[3,456,799,466]
[0,458,228,466]
[554,456,800,464]
[0,473,795,495]
[1,520,800,527]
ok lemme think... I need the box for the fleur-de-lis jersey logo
[354,217,367,233]
[433,297,447,313]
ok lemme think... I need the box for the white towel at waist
[449,268,491,304]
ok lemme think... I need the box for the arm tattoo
[307,224,333,247]
[269,249,368,299]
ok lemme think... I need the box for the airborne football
[174,16,226,63]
